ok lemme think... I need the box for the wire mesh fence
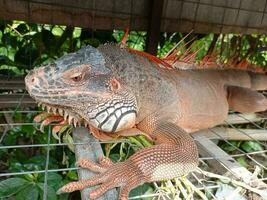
[1,0,267,33]
[0,16,266,199]
[0,81,267,199]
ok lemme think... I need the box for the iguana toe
[58,159,144,200]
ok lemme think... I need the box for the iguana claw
[33,112,52,123]
[57,157,143,200]
[34,112,69,133]
[39,115,65,132]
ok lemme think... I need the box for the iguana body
[25,44,267,200]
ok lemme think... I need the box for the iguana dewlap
[25,44,267,200]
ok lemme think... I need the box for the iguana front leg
[57,120,199,199]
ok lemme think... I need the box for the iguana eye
[71,73,83,82]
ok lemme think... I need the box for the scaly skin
[25,44,267,199]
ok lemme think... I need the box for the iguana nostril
[31,78,35,83]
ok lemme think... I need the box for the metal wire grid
[8,0,267,18]
[4,0,267,16]
[2,0,267,34]
[164,0,267,33]
[0,2,265,197]
[0,93,266,199]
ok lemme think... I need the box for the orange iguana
[25,44,267,200]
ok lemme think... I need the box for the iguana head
[25,45,137,132]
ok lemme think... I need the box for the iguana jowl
[25,44,267,199]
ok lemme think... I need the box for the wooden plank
[0,0,148,31]
[194,134,267,196]
[194,127,267,141]
[226,113,264,124]
[145,0,164,55]
[0,76,25,83]
[0,76,25,89]
[73,127,118,200]
[0,94,36,108]
[0,0,267,33]
[0,83,25,90]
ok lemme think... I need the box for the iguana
[25,44,267,200]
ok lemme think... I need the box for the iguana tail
[217,70,267,91]
[248,72,267,91]
[226,71,267,113]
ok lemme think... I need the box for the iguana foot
[34,112,66,132]
[33,112,52,123]
[57,158,144,200]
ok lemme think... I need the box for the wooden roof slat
[0,94,36,108]
[0,0,266,33]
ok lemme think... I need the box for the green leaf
[24,155,59,170]
[236,157,248,168]
[129,183,154,199]
[63,133,75,153]
[59,125,71,135]
[66,171,78,181]
[0,178,29,198]
[129,137,144,148]
[138,135,153,147]
[0,47,7,56]
[220,141,239,153]
[241,141,263,153]
[73,27,81,38]
[109,153,121,162]
[52,26,64,36]
[52,131,61,141]
[62,151,69,166]
[21,125,35,135]
[39,172,62,188]
[104,143,118,157]
[23,173,36,182]
[37,183,57,200]
[16,184,39,200]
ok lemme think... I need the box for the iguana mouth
[36,101,88,127]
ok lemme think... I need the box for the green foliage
[220,140,264,154]
[241,141,264,152]
[158,32,183,57]
[0,111,76,200]
[113,30,146,51]
[220,136,264,168]
[0,173,68,200]
[0,20,116,76]
[0,177,29,198]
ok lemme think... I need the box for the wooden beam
[0,0,267,34]
[225,113,264,124]
[0,94,36,108]
[194,127,267,141]
[73,127,118,200]
[145,0,164,55]
[0,76,25,89]
[0,0,148,31]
